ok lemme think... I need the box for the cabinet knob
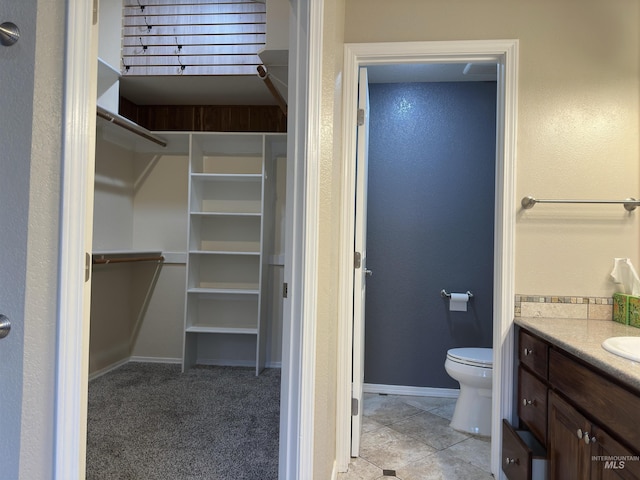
[584,432,597,445]
[522,398,536,407]
[577,428,583,439]
[505,457,519,465]
[523,347,533,356]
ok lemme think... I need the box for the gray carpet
[86,363,280,480]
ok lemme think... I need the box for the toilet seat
[446,348,493,369]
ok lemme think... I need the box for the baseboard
[89,356,182,381]
[88,357,130,381]
[363,383,459,398]
[90,356,280,381]
[129,356,182,364]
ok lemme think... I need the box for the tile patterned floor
[337,394,494,480]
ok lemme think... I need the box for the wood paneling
[119,97,286,132]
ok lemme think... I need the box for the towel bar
[521,196,640,212]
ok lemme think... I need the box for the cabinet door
[549,392,591,480]
[591,426,640,480]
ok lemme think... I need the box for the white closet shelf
[191,173,263,182]
[92,249,163,257]
[97,57,121,94]
[96,108,171,152]
[185,326,258,335]
[189,211,262,217]
[189,250,261,256]
[92,248,162,255]
[188,287,260,295]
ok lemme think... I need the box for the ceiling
[118,62,496,106]
[120,64,289,106]
[367,62,497,84]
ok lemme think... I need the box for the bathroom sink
[602,336,640,362]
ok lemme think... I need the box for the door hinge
[85,252,91,282]
[354,251,361,269]
[93,0,99,25]
[282,282,288,298]
[351,397,359,416]
[357,109,365,126]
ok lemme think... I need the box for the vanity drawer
[502,419,547,480]
[519,329,548,379]
[519,366,548,444]
[549,348,640,452]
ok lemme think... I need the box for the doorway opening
[336,40,519,477]
[56,1,315,478]
[347,64,497,478]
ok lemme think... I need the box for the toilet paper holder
[440,289,474,299]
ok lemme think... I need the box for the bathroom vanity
[503,318,640,480]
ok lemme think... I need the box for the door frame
[55,0,96,477]
[55,0,318,478]
[336,40,519,476]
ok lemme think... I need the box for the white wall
[265,0,290,51]
[91,138,286,370]
[90,140,189,372]
[131,153,189,361]
[93,141,135,250]
[97,0,122,67]
[343,0,640,298]
[11,0,66,477]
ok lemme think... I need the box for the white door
[351,67,370,457]
[0,4,37,477]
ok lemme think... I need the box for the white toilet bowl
[444,347,493,436]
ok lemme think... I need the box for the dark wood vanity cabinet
[501,330,550,480]
[549,391,640,480]
[548,347,640,480]
[503,328,640,480]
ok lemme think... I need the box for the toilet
[444,347,493,436]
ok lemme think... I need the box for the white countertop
[514,317,640,391]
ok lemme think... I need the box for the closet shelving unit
[183,133,286,374]
[91,0,285,375]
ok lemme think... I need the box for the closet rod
[96,106,168,148]
[521,195,640,212]
[92,255,165,265]
[257,65,287,116]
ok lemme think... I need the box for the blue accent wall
[364,81,496,388]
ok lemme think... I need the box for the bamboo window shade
[122,0,266,76]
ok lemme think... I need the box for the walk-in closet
[87,1,288,478]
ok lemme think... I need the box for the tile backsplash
[515,294,613,320]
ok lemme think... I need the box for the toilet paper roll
[449,293,469,312]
